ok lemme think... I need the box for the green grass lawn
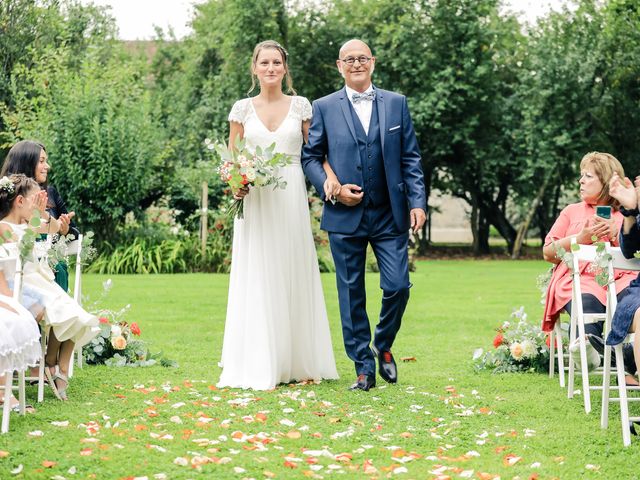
[1,260,638,479]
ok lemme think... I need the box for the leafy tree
[3,47,165,243]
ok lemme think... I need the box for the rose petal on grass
[173,457,189,466]
[0,451,9,458]
[42,460,57,468]
[286,430,301,439]
[10,464,23,475]
[586,464,600,471]
[401,357,417,362]
[28,430,44,437]
[503,454,522,466]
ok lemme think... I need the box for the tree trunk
[512,174,551,259]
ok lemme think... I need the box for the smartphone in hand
[596,205,612,219]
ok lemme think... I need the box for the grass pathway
[0,260,637,478]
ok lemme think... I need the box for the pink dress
[542,202,637,332]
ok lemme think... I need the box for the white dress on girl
[217,96,339,390]
[0,271,41,375]
[0,221,99,347]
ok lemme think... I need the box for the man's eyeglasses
[340,56,372,66]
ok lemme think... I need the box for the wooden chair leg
[568,313,577,399]
[18,371,25,416]
[2,374,12,434]
[37,329,46,403]
[601,344,612,429]
[556,323,565,388]
[614,346,632,446]
[549,328,555,378]
[577,317,592,414]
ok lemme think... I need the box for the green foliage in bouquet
[473,307,550,374]
[209,135,290,219]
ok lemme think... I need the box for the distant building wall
[429,191,473,243]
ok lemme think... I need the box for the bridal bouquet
[473,306,550,373]
[206,136,290,219]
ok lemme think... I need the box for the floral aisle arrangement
[473,307,550,373]
[207,136,290,219]
[82,279,177,368]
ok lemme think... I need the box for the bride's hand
[323,177,341,203]
[233,186,249,200]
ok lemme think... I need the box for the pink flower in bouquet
[99,316,109,324]
[112,336,127,350]
[493,334,504,348]
[131,322,141,336]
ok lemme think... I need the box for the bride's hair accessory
[0,176,15,194]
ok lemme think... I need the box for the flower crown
[0,176,14,194]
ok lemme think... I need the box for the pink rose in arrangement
[99,317,109,324]
[493,334,504,348]
[112,336,127,350]
[130,322,141,337]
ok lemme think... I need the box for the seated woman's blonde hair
[580,151,625,209]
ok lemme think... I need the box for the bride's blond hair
[247,40,296,96]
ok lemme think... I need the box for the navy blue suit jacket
[302,86,426,234]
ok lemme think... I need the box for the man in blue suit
[302,39,427,391]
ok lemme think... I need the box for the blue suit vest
[348,100,390,207]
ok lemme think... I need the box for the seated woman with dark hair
[606,173,640,377]
[1,140,78,290]
[542,152,638,379]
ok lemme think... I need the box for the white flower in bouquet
[510,342,524,360]
[245,167,257,182]
[521,340,537,359]
[111,325,122,337]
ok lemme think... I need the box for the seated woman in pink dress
[542,152,638,376]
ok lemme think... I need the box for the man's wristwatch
[619,206,640,217]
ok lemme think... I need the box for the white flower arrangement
[473,306,550,373]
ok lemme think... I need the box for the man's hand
[336,184,364,207]
[410,208,426,233]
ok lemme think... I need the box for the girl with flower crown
[0,174,99,401]
[0,263,41,414]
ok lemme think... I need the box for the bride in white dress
[217,40,339,390]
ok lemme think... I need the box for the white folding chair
[0,255,28,433]
[600,244,640,446]
[67,234,84,378]
[566,240,611,414]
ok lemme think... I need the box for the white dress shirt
[345,84,374,135]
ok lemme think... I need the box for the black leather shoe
[373,348,397,383]
[349,374,376,391]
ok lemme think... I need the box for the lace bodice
[228,96,312,161]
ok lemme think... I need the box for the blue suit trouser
[328,203,411,376]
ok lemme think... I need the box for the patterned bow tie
[351,91,376,104]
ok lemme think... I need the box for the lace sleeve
[228,99,248,124]
[300,97,312,121]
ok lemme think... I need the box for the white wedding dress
[217,96,338,390]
